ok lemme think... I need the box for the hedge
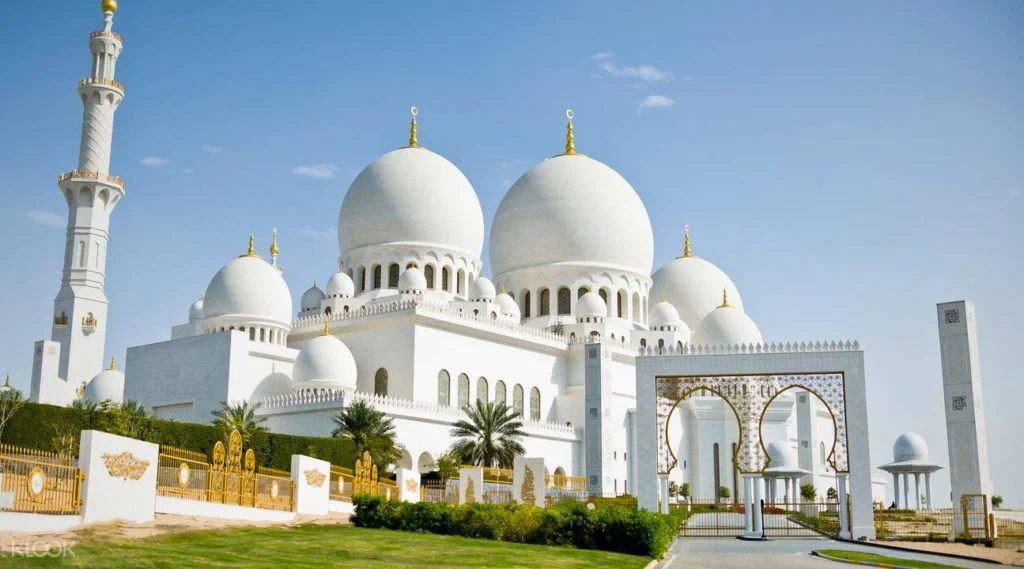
[2,402,356,471]
[352,495,685,559]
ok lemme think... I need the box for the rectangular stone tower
[936,300,993,507]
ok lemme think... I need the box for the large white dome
[325,271,355,298]
[337,146,484,258]
[84,360,124,404]
[766,441,797,468]
[300,282,325,312]
[650,254,743,332]
[691,301,763,346]
[893,432,929,463]
[489,154,654,277]
[203,253,293,328]
[292,334,358,390]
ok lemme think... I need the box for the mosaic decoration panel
[655,373,849,474]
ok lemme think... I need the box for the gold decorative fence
[330,466,354,502]
[155,430,292,512]
[483,467,513,484]
[545,473,587,504]
[420,479,459,505]
[0,444,82,514]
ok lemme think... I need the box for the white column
[752,476,764,535]
[924,472,932,511]
[892,473,901,508]
[902,473,910,510]
[837,474,851,539]
[913,473,921,511]
[659,475,670,513]
[742,475,754,536]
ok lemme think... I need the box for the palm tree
[211,400,267,443]
[449,399,525,468]
[69,398,99,411]
[332,399,401,469]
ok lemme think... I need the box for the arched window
[442,267,451,291]
[476,377,488,404]
[557,287,571,315]
[437,370,451,406]
[820,441,826,466]
[529,387,541,421]
[538,288,550,316]
[325,306,332,316]
[388,263,400,288]
[513,384,524,417]
[731,442,739,502]
[617,290,626,318]
[373,265,382,289]
[458,373,470,408]
[457,269,465,295]
[424,265,435,289]
[713,443,721,500]
[640,338,647,349]
[631,292,641,322]
[521,290,531,318]
[577,287,587,299]
[495,380,507,405]
[599,288,609,305]
[374,368,388,396]
[657,339,665,350]
[358,267,366,292]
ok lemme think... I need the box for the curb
[837,539,1004,565]
[811,550,915,569]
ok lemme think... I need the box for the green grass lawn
[816,549,964,569]
[0,524,650,569]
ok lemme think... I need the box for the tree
[332,399,401,470]
[826,487,839,502]
[992,495,1003,509]
[449,399,525,468]
[0,379,26,443]
[801,483,818,502]
[435,451,461,485]
[669,481,679,498]
[211,400,267,444]
[680,482,691,499]
[106,399,149,439]
[718,486,731,500]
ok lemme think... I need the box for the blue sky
[1,1,1021,506]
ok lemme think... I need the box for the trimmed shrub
[3,402,355,470]
[352,495,678,559]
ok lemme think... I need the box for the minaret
[34,0,126,405]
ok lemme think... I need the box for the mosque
[29,1,888,503]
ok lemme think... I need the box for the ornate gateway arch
[634,342,876,540]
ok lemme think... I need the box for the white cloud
[639,95,676,110]
[593,53,673,82]
[591,52,614,62]
[292,164,338,179]
[296,226,336,240]
[202,145,222,154]
[141,156,169,167]
[27,210,65,227]
[181,168,194,174]
[683,75,695,82]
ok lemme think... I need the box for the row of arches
[348,262,475,296]
[509,285,649,324]
[436,370,541,421]
[206,324,287,346]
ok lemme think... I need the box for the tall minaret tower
[31,0,126,405]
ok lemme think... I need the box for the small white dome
[203,254,293,328]
[338,147,484,258]
[576,290,608,318]
[84,364,124,404]
[292,334,358,390]
[326,271,355,298]
[495,292,520,319]
[490,154,654,277]
[469,276,496,301]
[767,441,797,468]
[893,433,929,463]
[649,301,682,328]
[188,296,204,323]
[692,302,763,346]
[398,266,427,292]
[250,373,293,401]
[300,282,326,312]
[650,255,743,331]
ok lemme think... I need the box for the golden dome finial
[564,109,576,155]
[101,0,117,14]
[683,224,693,257]
[408,106,419,148]
[269,227,279,256]
[75,382,85,399]
[108,356,116,371]
[2,374,10,389]
[323,317,330,336]
[241,233,256,257]
[717,288,730,308]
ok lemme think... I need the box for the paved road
[665,538,998,569]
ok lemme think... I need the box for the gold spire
[717,288,730,308]
[108,356,117,371]
[563,109,576,155]
[408,106,419,148]
[240,233,259,258]
[683,224,692,257]
[101,0,117,14]
[1,374,10,389]
[323,317,330,336]
[269,228,279,256]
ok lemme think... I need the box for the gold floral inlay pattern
[520,465,536,504]
[304,469,327,488]
[465,477,476,504]
[405,478,419,493]
[101,451,150,480]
